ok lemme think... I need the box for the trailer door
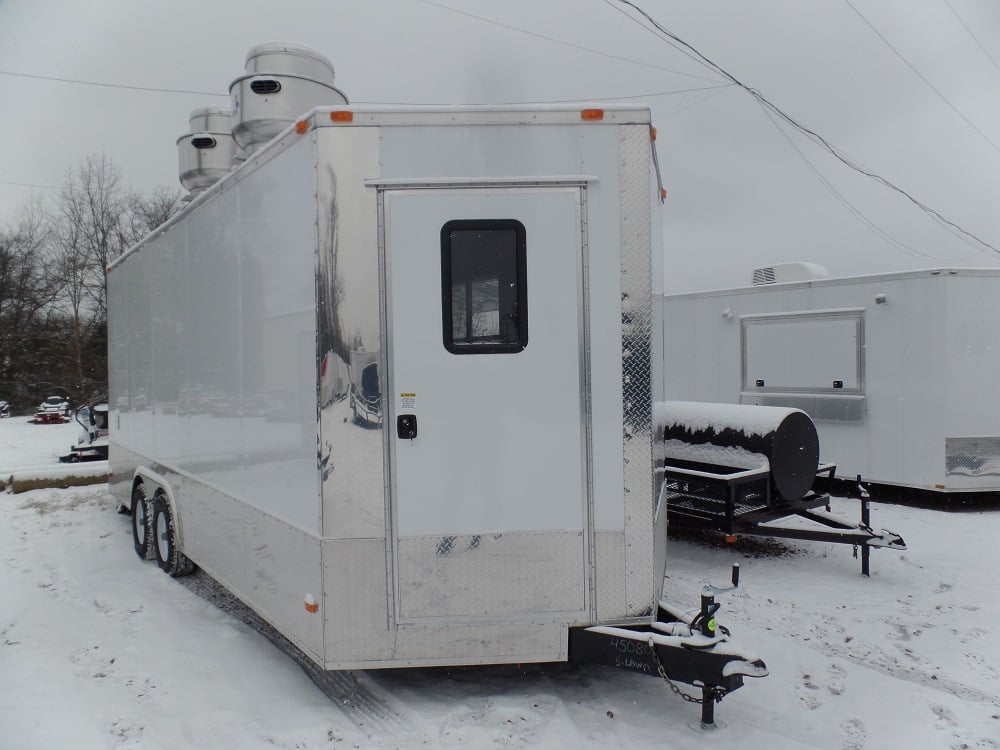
[383,185,589,624]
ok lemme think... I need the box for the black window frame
[440,219,528,355]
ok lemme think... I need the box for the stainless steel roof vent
[229,42,348,154]
[177,105,237,196]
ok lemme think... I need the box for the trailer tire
[151,492,195,577]
[131,483,152,560]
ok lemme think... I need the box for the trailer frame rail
[661,463,906,574]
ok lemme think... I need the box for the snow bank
[2,461,108,493]
[0,417,106,491]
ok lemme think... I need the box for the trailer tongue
[570,564,767,728]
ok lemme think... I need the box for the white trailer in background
[660,268,1000,495]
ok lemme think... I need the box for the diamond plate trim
[396,532,586,621]
[946,437,1000,478]
[595,530,626,620]
[620,125,655,615]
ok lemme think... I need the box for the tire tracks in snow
[808,637,1000,708]
[177,570,416,738]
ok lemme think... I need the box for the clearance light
[295,120,310,134]
[725,534,738,544]
[330,110,354,123]
[650,126,658,141]
[580,108,605,121]
[661,188,668,201]
[304,593,319,613]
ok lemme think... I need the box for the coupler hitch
[568,564,766,728]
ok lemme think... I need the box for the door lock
[397,414,418,440]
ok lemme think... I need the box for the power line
[654,84,732,120]
[411,0,724,84]
[610,0,1000,256]
[0,57,731,111]
[942,0,1000,75]
[756,99,982,263]
[0,69,227,97]
[841,0,1000,154]
[0,179,61,190]
[355,83,733,106]
[0,63,730,108]
[598,0,725,79]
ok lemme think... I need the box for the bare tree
[0,200,62,407]
[51,154,181,398]
[54,153,132,323]
[124,184,183,242]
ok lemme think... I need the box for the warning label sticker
[400,392,416,410]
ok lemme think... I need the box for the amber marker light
[295,120,310,134]
[330,110,354,123]
[580,108,605,121]
[650,126,658,141]
[304,593,319,613]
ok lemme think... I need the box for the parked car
[0,400,10,418]
[32,395,71,424]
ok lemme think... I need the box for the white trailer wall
[312,111,659,667]
[111,106,661,670]
[660,269,1000,492]
[109,131,325,660]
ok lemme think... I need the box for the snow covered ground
[0,415,81,471]
[1,418,998,749]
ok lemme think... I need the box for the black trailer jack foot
[568,564,766,729]
[700,685,726,728]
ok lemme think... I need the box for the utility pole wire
[756,99,981,263]
[0,69,228,97]
[411,0,724,84]
[841,0,1000,154]
[611,0,1000,256]
[942,0,1000,75]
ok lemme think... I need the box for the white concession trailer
[108,101,671,669]
[661,268,1000,495]
[108,48,772,724]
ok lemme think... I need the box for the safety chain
[647,637,726,705]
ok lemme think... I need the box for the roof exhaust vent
[177,105,237,197]
[229,42,348,154]
[752,262,830,286]
[249,79,282,95]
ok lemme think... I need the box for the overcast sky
[1,0,997,291]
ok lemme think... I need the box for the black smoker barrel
[654,401,820,502]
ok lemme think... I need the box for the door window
[441,219,527,354]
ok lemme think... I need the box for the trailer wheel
[131,483,152,560]
[151,492,195,577]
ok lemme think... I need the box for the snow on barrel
[653,401,820,502]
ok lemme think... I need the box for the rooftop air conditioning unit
[752,262,830,285]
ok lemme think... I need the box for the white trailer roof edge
[664,267,1000,300]
[110,103,654,271]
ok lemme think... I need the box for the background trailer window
[441,219,527,354]
[739,309,867,422]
